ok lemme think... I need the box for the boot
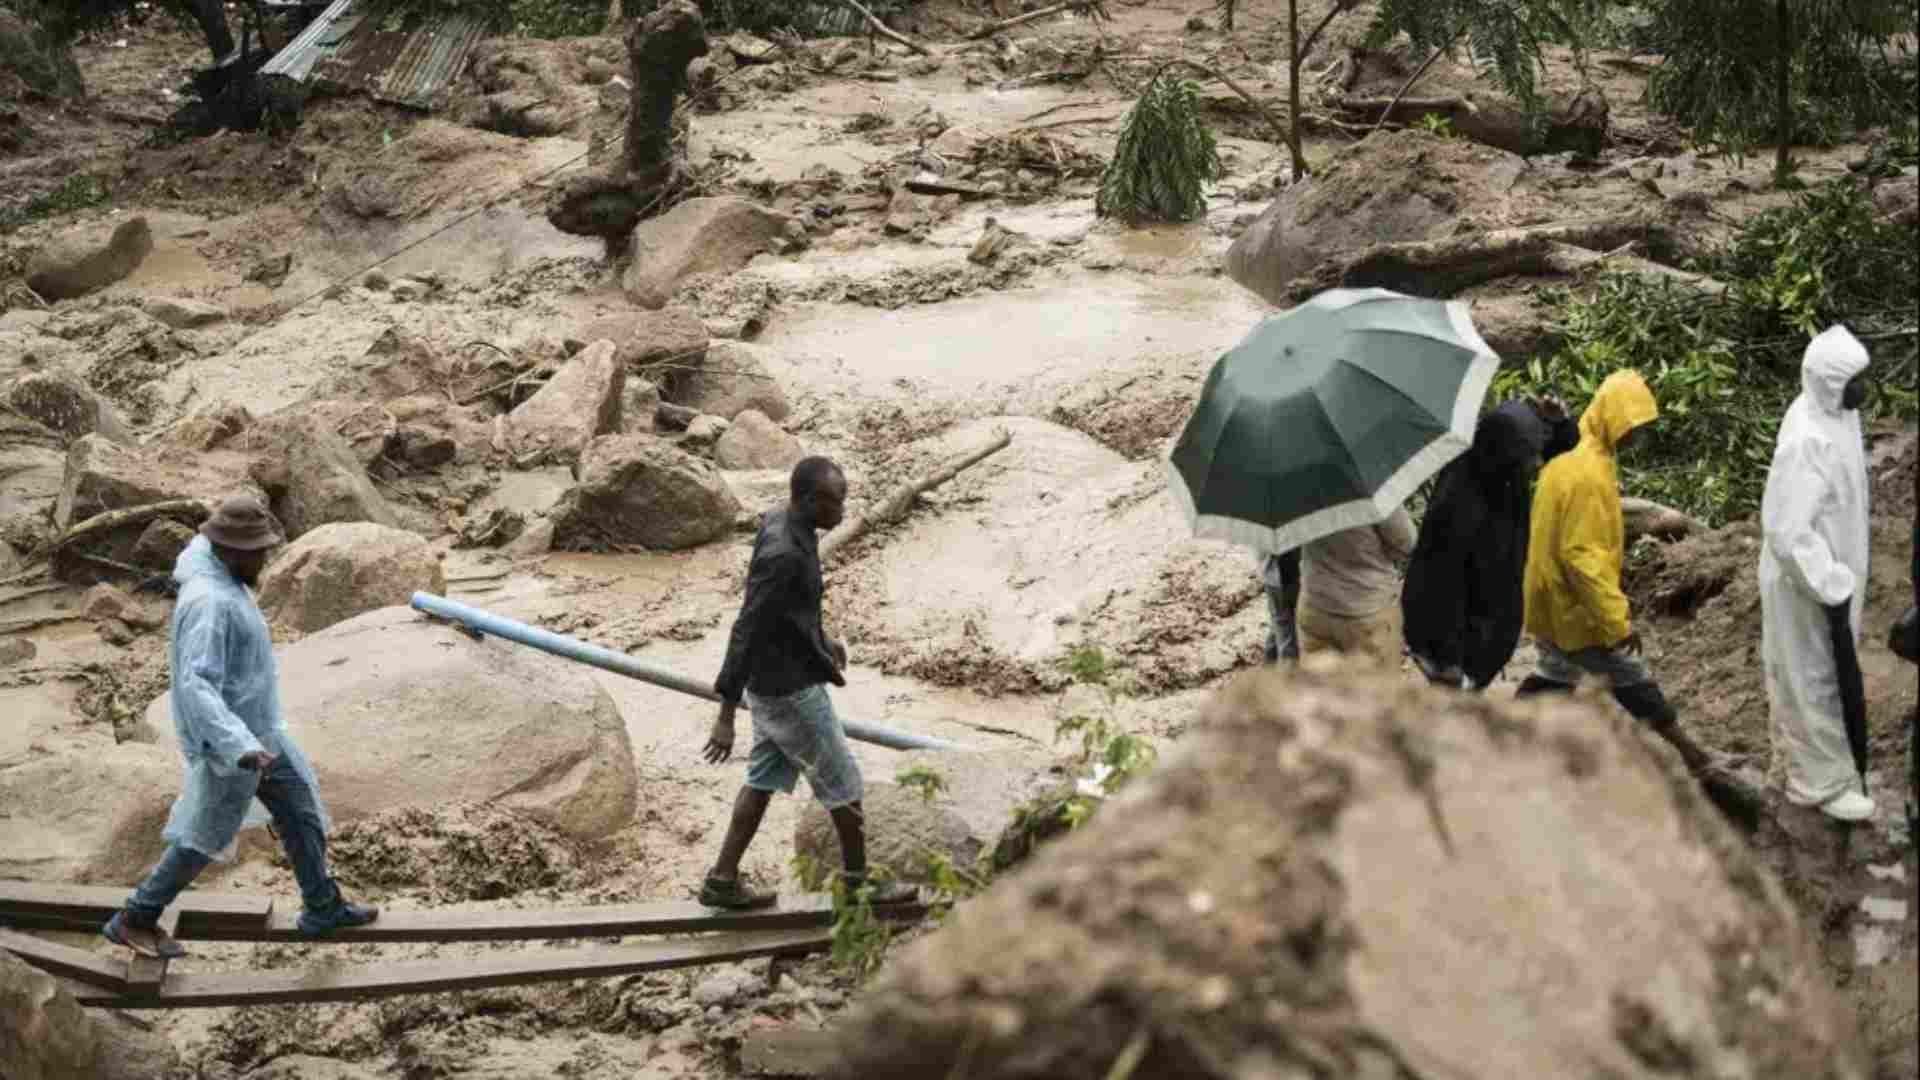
[296,880,380,937]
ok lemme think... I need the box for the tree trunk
[174,0,236,62]
[819,429,1012,561]
[1286,0,1307,181]
[545,1,708,254]
[1773,0,1792,182]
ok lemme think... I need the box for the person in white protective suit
[1759,325,1876,821]
[100,496,379,958]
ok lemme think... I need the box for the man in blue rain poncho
[1760,326,1876,822]
[101,496,378,958]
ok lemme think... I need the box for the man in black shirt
[699,456,916,909]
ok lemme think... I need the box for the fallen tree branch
[54,500,212,554]
[1373,26,1462,135]
[1622,497,1704,541]
[1540,242,1727,295]
[838,0,931,54]
[821,428,1013,561]
[967,0,1105,39]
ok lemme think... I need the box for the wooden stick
[55,500,210,552]
[837,0,930,55]
[967,0,1102,39]
[821,428,1013,561]
[1372,26,1463,135]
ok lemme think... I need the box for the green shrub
[1095,72,1222,224]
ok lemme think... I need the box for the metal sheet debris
[260,0,487,112]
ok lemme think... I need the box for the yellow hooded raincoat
[1523,371,1658,652]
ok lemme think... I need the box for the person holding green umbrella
[1167,288,1501,652]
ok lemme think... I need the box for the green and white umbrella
[1165,288,1500,554]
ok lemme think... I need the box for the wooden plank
[124,909,178,993]
[182,894,925,944]
[0,928,128,992]
[0,881,272,933]
[71,929,832,1009]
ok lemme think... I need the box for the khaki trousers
[1299,603,1404,669]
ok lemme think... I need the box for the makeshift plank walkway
[1,880,923,1009]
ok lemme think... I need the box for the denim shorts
[1534,641,1652,688]
[744,684,864,809]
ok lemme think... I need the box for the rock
[144,295,226,329]
[663,340,790,422]
[576,307,710,368]
[5,370,131,444]
[551,434,741,551]
[82,582,130,621]
[24,217,153,302]
[257,522,446,635]
[158,401,253,451]
[97,617,135,646]
[246,251,293,287]
[928,124,984,161]
[479,466,577,520]
[363,270,391,290]
[830,669,1862,1079]
[623,197,798,309]
[506,516,555,557]
[0,741,179,884]
[967,217,1027,265]
[0,638,35,666]
[54,433,261,531]
[1872,173,1918,226]
[246,411,398,540]
[795,782,980,887]
[692,968,759,1008]
[245,1056,385,1080]
[682,414,728,448]
[141,606,639,840]
[883,188,956,235]
[132,517,196,570]
[1225,130,1525,306]
[655,400,700,431]
[0,952,183,1080]
[508,340,625,461]
[1462,289,1562,362]
[622,377,662,435]
[389,278,432,302]
[714,409,804,471]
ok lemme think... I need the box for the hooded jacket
[1403,404,1569,687]
[1759,325,1871,806]
[1523,371,1658,652]
[160,535,327,859]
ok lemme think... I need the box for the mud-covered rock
[551,434,741,551]
[509,339,625,461]
[132,517,196,570]
[576,307,710,369]
[144,295,226,329]
[831,668,1863,1080]
[713,408,804,471]
[25,218,153,302]
[328,802,584,902]
[82,582,130,621]
[257,522,445,635]
[794,782,980,886]
[243,411,398,539]
[4,370,131,444]
[622,196,797,309]
[0,952,182,1080]
[157,400,254,451]
[0,741,179,884]
[663,340,790,422]
[621,377,661,435]
[54,433,261,531]
[141,605,639,840]
[1225,131,1524,306]
[682,413,727,448]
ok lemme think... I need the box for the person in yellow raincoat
[1515,370,1718,777]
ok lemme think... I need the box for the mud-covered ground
[2,2,1915,1077]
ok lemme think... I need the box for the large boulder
[575,307,710,368]
[551,434,741,551]
[142,605,639,841]
[1225,130,1524,306]
[243,411,398,539]
[54,433,261,531]
[4,370,131,444]
[0,952,182,1080]
[25,218,153,302]
[622,196,797,309]
[508,339,625,461]
[257,522,446,635]
[713,408,804,471]
[830,668,1863,1079]
[794,782,980,886]
[663,340,790,422]
[0,741,179,885]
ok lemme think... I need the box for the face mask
[1840,374,1869,411]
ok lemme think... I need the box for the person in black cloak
[1402,397,1576,690]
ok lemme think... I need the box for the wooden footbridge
[0,881,921,1009]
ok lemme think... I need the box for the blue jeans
[126,756,334,924]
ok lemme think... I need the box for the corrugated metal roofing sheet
[260,0,486,112]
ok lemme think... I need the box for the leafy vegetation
[1096,72,1223,223]
[1645,0,1917,179]
[1493,179,1919,523]
[0,175,111,233]
[894,764,948,804]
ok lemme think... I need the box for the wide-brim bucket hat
[199,494,284,551]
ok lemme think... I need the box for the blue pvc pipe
[409,592,963,753]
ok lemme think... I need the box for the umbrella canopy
[1166,288,1500,555]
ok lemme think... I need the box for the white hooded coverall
[1759,325,1871,807]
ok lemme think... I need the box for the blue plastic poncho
[160,535,328,860]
